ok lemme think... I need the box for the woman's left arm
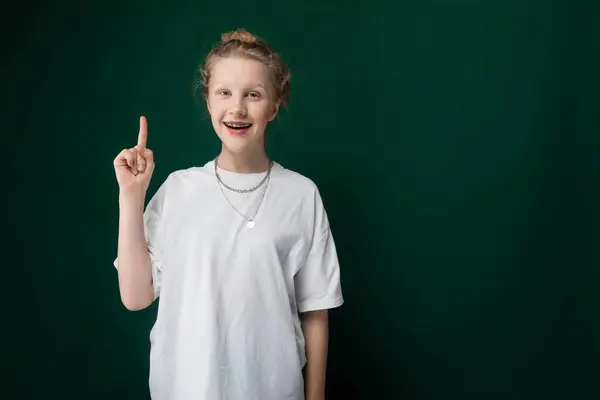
[301,309,329,400]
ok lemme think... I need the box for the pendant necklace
[214,157,273,229]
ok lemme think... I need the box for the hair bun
[222,29,257,44]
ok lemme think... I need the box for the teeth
[225,122,251,128]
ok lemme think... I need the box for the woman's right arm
[113,116,157,311]
[117,193,155,310]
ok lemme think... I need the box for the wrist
[119,190,146,210]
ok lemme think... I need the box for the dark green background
[4,0,599,399]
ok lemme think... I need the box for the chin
[217,126,264,152]
[217,134,250,153]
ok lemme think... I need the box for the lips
[223,121,252,135]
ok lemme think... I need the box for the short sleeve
[294,187,344,313]
[113,175,172,300]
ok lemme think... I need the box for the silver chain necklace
[214,157,273,229]
[214,157,272,193]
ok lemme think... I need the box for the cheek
[207,102,223,121]
[252,104,274,123]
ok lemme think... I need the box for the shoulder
[148,161,215,204]
[159,161,215,190]
[271,163,319,196]
[273,164,334,238]
[270,162,329,215]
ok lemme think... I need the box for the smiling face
[206,56,280,156]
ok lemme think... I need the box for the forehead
[209,56,270,87]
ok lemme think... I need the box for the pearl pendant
[247,220,255,229]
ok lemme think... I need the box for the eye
[217,89,230,96]
[247,91,261,99]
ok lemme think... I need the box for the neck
[216,147,271,174]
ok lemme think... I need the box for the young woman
[113,29,344,400]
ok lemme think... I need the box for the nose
[229,98,247,117]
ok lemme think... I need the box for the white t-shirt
[113,160,344,400]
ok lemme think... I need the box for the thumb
[141,148,155,170]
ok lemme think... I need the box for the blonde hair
[196,29,291,108]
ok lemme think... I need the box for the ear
[268,100,281,122]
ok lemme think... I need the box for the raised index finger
[137,116,148,148]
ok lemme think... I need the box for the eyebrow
[214,83,267,90]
